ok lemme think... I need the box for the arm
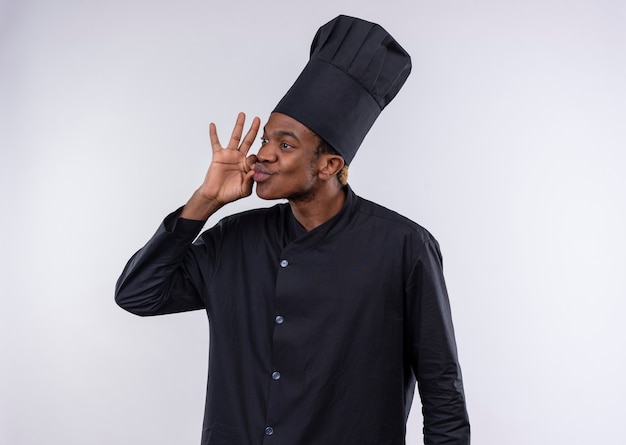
[115,113,260,315]
[115,213,206,315]
[406,238,470,444]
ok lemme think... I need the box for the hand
[203,112,260,204]
[181,113,260,220]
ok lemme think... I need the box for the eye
[260,137,268,145]
[279,142,293,150]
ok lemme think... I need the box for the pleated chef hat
[273,15,412,164]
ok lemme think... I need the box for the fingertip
[246,154,258,166]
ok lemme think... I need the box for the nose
[256,142,276,163]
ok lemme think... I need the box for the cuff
[163,206,206,235]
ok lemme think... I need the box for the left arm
[405,238,470,444]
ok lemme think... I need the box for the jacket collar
[283,185,359,253]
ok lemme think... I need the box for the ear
[318,154,345,180]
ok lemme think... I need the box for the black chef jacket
[116,186,470,445]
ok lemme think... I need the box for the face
[253,112,323,201]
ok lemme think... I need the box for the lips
[253,165,274,183]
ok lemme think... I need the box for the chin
[255,185,282,201]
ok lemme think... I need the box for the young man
[116,15,470,445]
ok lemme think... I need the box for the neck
[289,185,346,231]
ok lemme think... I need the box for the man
[116,15,470,445]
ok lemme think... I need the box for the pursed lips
[253,164,274,183]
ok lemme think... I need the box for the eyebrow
[263,127,300,142]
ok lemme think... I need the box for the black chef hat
[273,15,411,164]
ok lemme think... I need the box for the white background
[1,0,625,444]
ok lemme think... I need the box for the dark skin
[181,112,345,231]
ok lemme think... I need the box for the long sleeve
[115,209,207,316]
[405,238,470,444]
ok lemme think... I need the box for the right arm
[115,113,260,316]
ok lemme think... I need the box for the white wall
[1,0,624,444]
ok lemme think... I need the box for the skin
[181,112,345,231]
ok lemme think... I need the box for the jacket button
[265,426,274,436]
[280,259,289,267]
[275,315,284,324]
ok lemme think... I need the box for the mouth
[253,165,274,183]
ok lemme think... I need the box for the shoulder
[353,195,438,245]
[347,193,444,270]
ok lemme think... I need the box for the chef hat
[273,15,412,164]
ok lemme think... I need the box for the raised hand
[181,113,260,221]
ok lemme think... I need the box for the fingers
[210,113,260,154]
[226,112,246,150]
[209,122,222,153]
[239,116,261,155]
[241,169,256,197]
[243,154,258,173]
